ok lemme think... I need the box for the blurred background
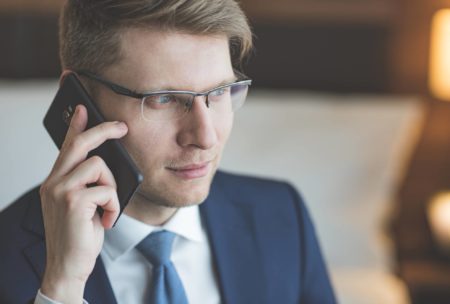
[2,0,450,303]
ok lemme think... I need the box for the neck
[123,192,178,226]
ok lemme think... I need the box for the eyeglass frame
[75,69,252,110]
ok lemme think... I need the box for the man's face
[94,28,235,208]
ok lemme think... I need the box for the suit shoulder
[0,186,41,234]
[214,170,302,204]
[0,187,43,303]
[215,169,299,193]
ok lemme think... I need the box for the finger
[52,120,128,179]
[50,104,88,175]
[64,104,88,148]
[49,105,88,176]
[61,155,117,191]
[69,186,120,229]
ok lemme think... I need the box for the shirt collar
[103,204,204,261]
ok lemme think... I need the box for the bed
[0,80,424,303]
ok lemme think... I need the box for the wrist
[41,271,86,304]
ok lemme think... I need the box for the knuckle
[103,121,122,137]
[39,182,50,199]
[52,182,66,199]
[89,155,104,167]
[99,122,110,132]
[40,180,59,201]
[108,187,118,199]
[105,121,118,131]
[63,190,79,206]
[39,181,48,194]
[65,191,82,213]
[96,123,110,137]
[69,135,86,152]
[105,187,119,206]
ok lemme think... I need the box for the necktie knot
[136,230,176,267]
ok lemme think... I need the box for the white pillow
[220,89,424,271]
[0,80,59,206]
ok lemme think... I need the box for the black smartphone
[43,72,143,221]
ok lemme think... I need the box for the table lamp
[429,9,450,101]
[427,9,450,254]
[428,192,450,253]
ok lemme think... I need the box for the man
[0,0,336,303]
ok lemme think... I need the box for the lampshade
[428,192,450,253]
[429,9,450,101]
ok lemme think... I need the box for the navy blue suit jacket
[0,171,336,303]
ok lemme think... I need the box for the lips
[167,161,211,179]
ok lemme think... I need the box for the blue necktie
[136,230,189,304]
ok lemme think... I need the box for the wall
[0,0,62,13]
[239,0,397,92]
[389,0,450,94]
[1,0,442,95]
[240,0,397,25]
[241,0,450,95]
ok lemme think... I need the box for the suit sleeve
[287,184,337,304]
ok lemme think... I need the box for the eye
[208,87,231,103]
[210,87,229,97]
[144,94,177,110]
[155,94,175,104]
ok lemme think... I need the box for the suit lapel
[21,188,117,304]
[84,257,118,304]
[22,188,47,281]
[200,175,268,304]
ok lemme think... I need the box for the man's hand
[39,104,128,303]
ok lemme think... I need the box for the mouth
[166,161,212,179]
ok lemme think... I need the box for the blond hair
[59,0,253,75]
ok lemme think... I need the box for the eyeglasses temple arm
[76,70,144,99]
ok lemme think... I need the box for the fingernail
[115,121,127,130]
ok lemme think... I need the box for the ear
[59,69,75,87]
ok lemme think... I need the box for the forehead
[108,28,234,91]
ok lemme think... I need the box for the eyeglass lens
[141,82,249,121]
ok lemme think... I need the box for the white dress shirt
[35,205,221,304]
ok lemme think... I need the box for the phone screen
[43,73,143,221]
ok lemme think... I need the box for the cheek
[216,112,234,145]
[121,120,173,166]
[121,110,233,165]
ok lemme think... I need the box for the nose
[176,95,218,150]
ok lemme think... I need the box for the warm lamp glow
[429,9,450,101]
[428,192,450,252]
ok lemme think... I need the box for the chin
[155,187,210,208]
[138,173,214,208]
[172,191,209,208]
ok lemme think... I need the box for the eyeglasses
[76,70,252,122]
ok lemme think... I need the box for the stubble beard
[134,162,218,209]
